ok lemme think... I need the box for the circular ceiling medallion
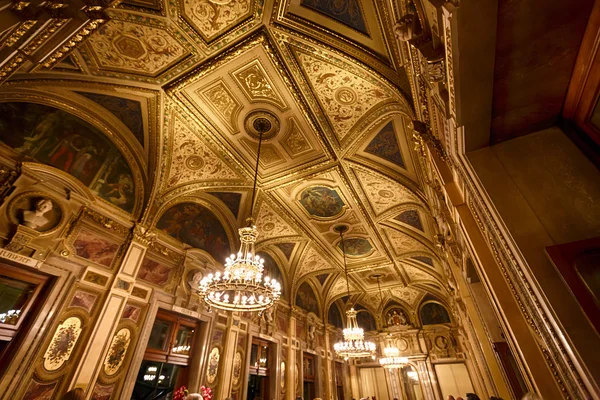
[335,87,357,105]
[185,155,204,170]
[378,189,394,198]
[244,110,280,140]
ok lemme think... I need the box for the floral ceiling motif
[353,168,421,215]
[166,114,243,188]
[86,19,188,76]
[295,245,336,283]
[389,286,423,307]
[181,0,254,42]
[198,81,244,133]
[295,50,395,141]
[404,264,434,282]
[383,227,429,256]
[254,200,300,242]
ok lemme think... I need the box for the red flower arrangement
[200,385,213,400]
[173,386,187,400]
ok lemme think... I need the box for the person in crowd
[60,388,85,400]
[456,397,464,400]
[467,394,481,400]
[448,396,456,400]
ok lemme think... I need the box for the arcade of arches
[0,0,599,399]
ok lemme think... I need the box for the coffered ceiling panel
[169,34,331,181]
[80,12,198,83]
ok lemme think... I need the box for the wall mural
[385,307,410,327]
[328,303,344,329]
[296,282,320,315]
[338,237,373,256]
[365,121,405,168]
[0,102,136,212]
[157,202,230,262]
[420,302,451,325]
[136,257,173,286]
[77,92,144,147]
[356,309,376,331]
[300,0,369,35]
[299,186,345,218]
[395,209,423,231]
[73,228,120,268]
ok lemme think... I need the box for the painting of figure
[157,203,230,262]
[328,303,344,329]
[338,237,373,256]
[296,282,319,315]
[365,121,405,168]
[356,310,377,331]
[137,258,173,286]
[386,308,410,326]
[299,186,345,218]
[0,102,136,212]
[73,229,120,268]
[300,0,369,35]
[420,302,451,325]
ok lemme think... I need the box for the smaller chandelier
[378,336,408,369]
[334,307,377,360]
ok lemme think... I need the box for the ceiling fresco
[4,0,450,317]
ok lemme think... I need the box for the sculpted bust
[22,198,53,229]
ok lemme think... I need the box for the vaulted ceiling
[3,0,450,318]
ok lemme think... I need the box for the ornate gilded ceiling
[4,0,449,318]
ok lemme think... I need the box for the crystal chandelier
[198,117,281,313]
[378,336,409,369]
[375,275,408,369]
[333,226,377,360]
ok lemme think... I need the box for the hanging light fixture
[375,275,409,369]
[198,116,281,313]
[333,226,377,360]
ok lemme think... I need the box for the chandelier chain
[249,129,263,221]
[339,228,351,300]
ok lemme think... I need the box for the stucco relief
[233,60,286,109]
[87,20,187,75]
[167,116,241,186]
[404,264,433,282]
[182,0,253,42]
[281,118,312,157]
[199,81,243,132]
[328,277,357,300]
[296,51,394,140]
[295,246,333,282]
[384,228,428,256]
[354,169,420,215]
[389,286,422,306]
[254,200,299,241]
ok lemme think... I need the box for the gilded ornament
[43,317,83,371]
